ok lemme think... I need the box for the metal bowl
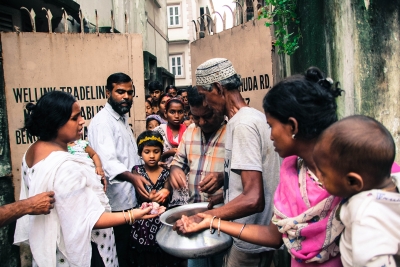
[156,202,232,259]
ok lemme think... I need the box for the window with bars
[168,5,181,27]
[169,55,184,77]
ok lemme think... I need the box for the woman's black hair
[165,98,184,112]
[23,91,77,141]
[145,99,152,106]
[263,66,343,140]
[157,93,172,108]
[136,130,164,155]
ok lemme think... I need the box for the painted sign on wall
[190,19,274,112]
[1,32,146,197]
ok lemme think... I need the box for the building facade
[166,0,214,90]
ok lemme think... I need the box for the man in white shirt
[88,72,149,267]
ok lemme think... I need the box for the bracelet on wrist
[217,218,221,237]
[122,210,129,224]
[238,223,246,239]
[127,209,133,225]
[130,208,136,225]
[209,216,217,234]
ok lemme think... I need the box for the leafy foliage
[258,0,301,55]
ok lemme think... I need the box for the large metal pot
[156,202,233,259]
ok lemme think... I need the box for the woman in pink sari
[182,67,344,266]
[262,67,344,266]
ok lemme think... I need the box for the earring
[292,134,296,139]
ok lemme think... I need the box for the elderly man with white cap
[174,58,281,267]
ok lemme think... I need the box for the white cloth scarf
[14,151,109,267]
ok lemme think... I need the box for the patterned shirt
[171,122,226,203]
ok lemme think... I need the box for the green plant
[258,0,301,55]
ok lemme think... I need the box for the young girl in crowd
[146,115,162,131]
[130,130,182,266]
[153,98,185,167]
[68,139,106,191]
[145,99,152,117]
[14,91,164,267]
[157,93,171,124]
[151,99,159,115]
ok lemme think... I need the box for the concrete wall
[191,19,274,112]
[1,32,146,198]
[279,0,400,160]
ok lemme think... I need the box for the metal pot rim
[160,202,221,226]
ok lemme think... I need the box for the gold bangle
[217,218,221,237]
[209,216,217,234]
[238,223,246,239]
[122,210,129,224]
[130,208,136,224]
[127,209,133,225]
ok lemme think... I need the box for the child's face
[159,95,171,114]
[168,88,177,97]
[145,101,152,116]
[313,138,351,198]
[183,118,192,127]
[165,102,184,126]
[141,145,161,167]
[152,105,159,114]
[147,120,160,131]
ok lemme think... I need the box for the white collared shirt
[88,102,140,211]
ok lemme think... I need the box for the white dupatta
[14,151,109,267]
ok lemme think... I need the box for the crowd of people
[1,58,399,267]
[145,82,193,131]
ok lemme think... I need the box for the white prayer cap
[195,58,237,86]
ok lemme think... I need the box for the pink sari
[273,156,343,266]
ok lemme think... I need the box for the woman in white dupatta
[14,91,164,267]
